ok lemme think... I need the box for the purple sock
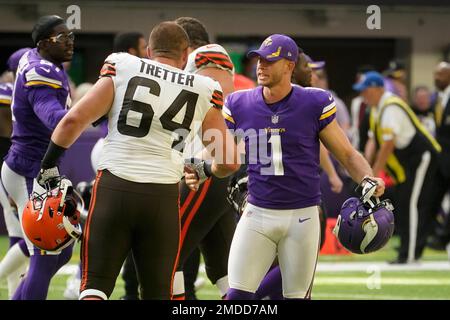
[18,239,30,257]
[255,266,283,300]
[227,288,255,300]
[12,278,26,300]
[12,245,73,300]
[9,236,22,248]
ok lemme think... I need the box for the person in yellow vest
[355,71,441,264]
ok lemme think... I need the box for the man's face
[413,88,431,111]
[361,87,381,106]
[256,57,291,88]
[434,67,450,91]
[43,24,74,63]
[293,53,312,87]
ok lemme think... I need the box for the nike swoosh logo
[328,95,333,101]
[299,217,311,223]
[40,67,51,73]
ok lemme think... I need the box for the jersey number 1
[269,134,284,176]
[117,76,198,151]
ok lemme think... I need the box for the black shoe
[427,236,447,251]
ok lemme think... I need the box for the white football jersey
[97,53,223,183]
[184,44,234,159]
[185,44,234,76]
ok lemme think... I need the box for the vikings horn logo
[262,37,273,48]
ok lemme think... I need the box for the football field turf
[0,235,449,300]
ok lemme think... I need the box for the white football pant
[228,203,320,299]
[1,163,59,255]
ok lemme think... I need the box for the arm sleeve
[0,84,12,107]
[191,45,234,75]
[24,65,63,89]
[209,80,224,110]
[99,61,117,79]
[317,90,337,131]
[98,53,122,80]
[28,86,67,130]
[223,94,236,131]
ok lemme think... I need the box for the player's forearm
[211,161,240,178]
[210,135,241,177]
[51,111,91,148]
[372,140,395,176]
[342,149,374,184]
[319,143,338,178]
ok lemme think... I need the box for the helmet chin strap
[63,215,82,240]
[59,179,83,240]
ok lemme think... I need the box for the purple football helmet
[333,178,395,254]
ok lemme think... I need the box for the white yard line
[55,261,450,277]
[314,277,450,285]
[310,292,448,300]
[316,261,450,272]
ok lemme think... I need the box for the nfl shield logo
[271,115,279,124]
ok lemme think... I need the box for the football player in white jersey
[37,21,239,300]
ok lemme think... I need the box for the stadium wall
[0,2,448,89]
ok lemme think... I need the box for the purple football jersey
[224,85,336,209]
[0,82,13,107]
[4,48,71,178]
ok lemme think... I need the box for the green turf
[1,235,449,300]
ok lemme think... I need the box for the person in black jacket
[430,62,450,254]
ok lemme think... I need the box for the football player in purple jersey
[0,15,75,300]
[186,34,385,300]
[227,49,343,300]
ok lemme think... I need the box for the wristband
[41,141,67,169]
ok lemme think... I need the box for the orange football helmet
[22,179,83,251]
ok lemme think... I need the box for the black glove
[227,165,249,217]
[37,166,61,190]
